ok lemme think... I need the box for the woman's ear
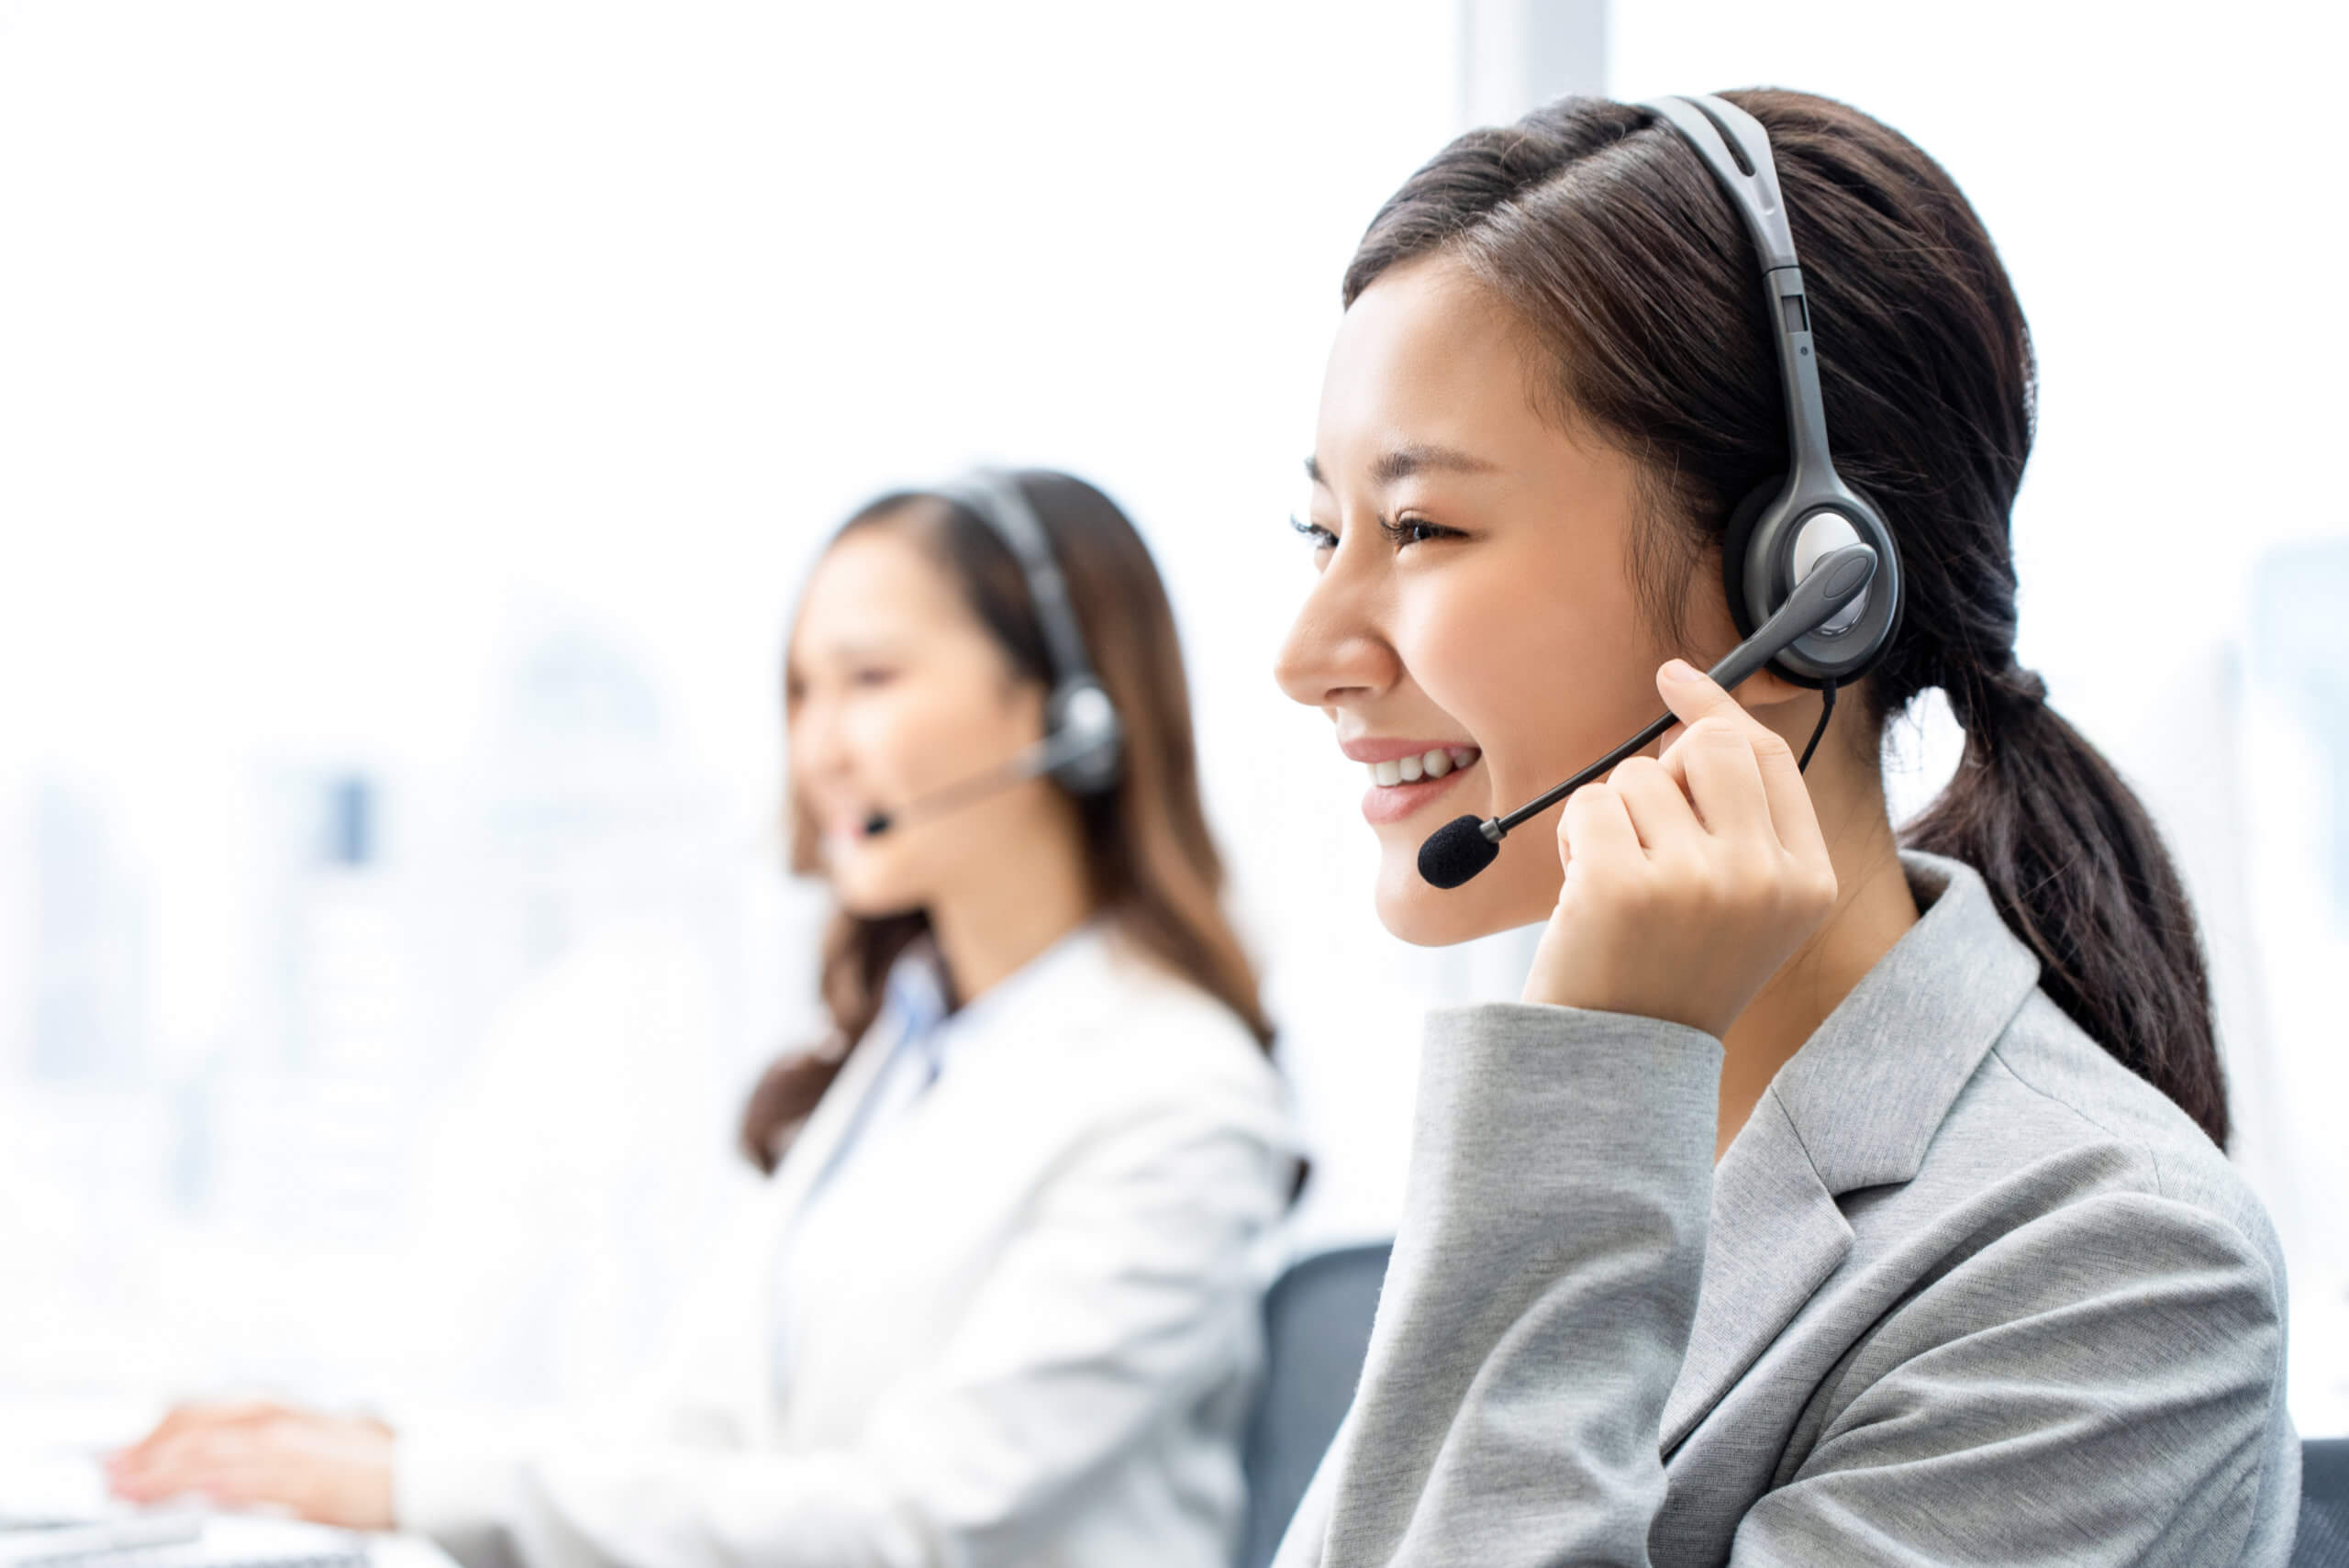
[1653,661,1819,757]
[1719,666,1872,775]
[1729,666,1831,732]
[1731,666,1816,717]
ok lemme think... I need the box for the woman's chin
[1373,826,1560,947]
[825,854,925,922]
[1375,854,1507,947]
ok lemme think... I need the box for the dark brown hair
[1344,90,2226,1144]
[740,470,1276,1171]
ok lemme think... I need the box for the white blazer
[396,924,1298,1568]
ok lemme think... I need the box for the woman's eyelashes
[1377,514,1463,549]
[1290,513,1464,554]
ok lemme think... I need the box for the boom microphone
[861,722,1108,838]
[1417,542,1879,890]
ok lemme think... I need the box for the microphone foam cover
[1419,815,1499,889]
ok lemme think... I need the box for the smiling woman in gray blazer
[1272,89,2298,1565]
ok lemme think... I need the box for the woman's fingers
[112,1409,197,1471]
[1660,717,1774,842]
[110,1429,239,1502]
[106,1407,392,1530]
[111,1407,289,1500]
[120,1430,300,1512]
[115,1402,277,1470]
[1559,780,1640,882]
[1608,756,1700,857]
[1520,659,1840,1034]
[1656,660,1827,860]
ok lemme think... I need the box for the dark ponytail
[1909,665,2226,1142]
[1344,89,2227,1145]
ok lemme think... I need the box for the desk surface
[370,1530,460,1568]
[193,1519,462,1568]
[0,1518,458,1568]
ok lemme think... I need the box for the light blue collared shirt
[770,925,1101,1396]
[796,943,954,1209]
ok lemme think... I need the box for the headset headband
[1642,95,1838,497]
[1638,94,1902,689]
[937,469,1101,698]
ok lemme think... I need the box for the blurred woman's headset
[859,471,1123,838]
[933,470,1124,795]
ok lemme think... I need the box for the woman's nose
[788,695,854,782]
[1274,558,1397,711]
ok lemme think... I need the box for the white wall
[0,0,1463,1410]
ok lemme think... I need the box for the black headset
[1643,94,1903,689]
[931,469,1125,797]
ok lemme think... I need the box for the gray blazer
[1275,852,2299,1566]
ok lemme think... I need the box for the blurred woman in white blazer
[110,469,1301,1568]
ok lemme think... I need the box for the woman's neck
[924,812,1097,1006]
[1714,762,1920,1162]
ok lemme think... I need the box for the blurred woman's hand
[105,1402,395,1531]
[1521,660,1837,1038]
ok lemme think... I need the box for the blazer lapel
[1661,852,2043,1455]
[732,1018,905,1443]
[1661,1094,1850,1453]
[764,1018,903,1228]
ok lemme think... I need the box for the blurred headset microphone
[862,685,1119,837]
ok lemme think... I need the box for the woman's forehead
[788,522,1004,675]
[1318,259,1557,485]
[799,528,953,629]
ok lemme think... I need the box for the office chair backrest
[1237,1240,1393,1568]
[2300,1437,2349,1567]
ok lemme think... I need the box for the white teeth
[1365,747,1480,786]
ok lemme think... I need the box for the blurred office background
[2,0,2344,1440]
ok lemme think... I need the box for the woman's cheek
[1398,575,1562,803]
[852,697,945,814]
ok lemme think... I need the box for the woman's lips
[1359,751,1480,826]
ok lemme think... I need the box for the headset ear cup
[1719,479,1785,640]
[1717,480,1901,691]
[1043,681,1123,796]
[1832,482,1903,683]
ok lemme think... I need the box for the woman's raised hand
[1520,660,1837,1038]
[105,1401,395,1531]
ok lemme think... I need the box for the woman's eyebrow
[1303,444,1500,490]
[805,631,912,666]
